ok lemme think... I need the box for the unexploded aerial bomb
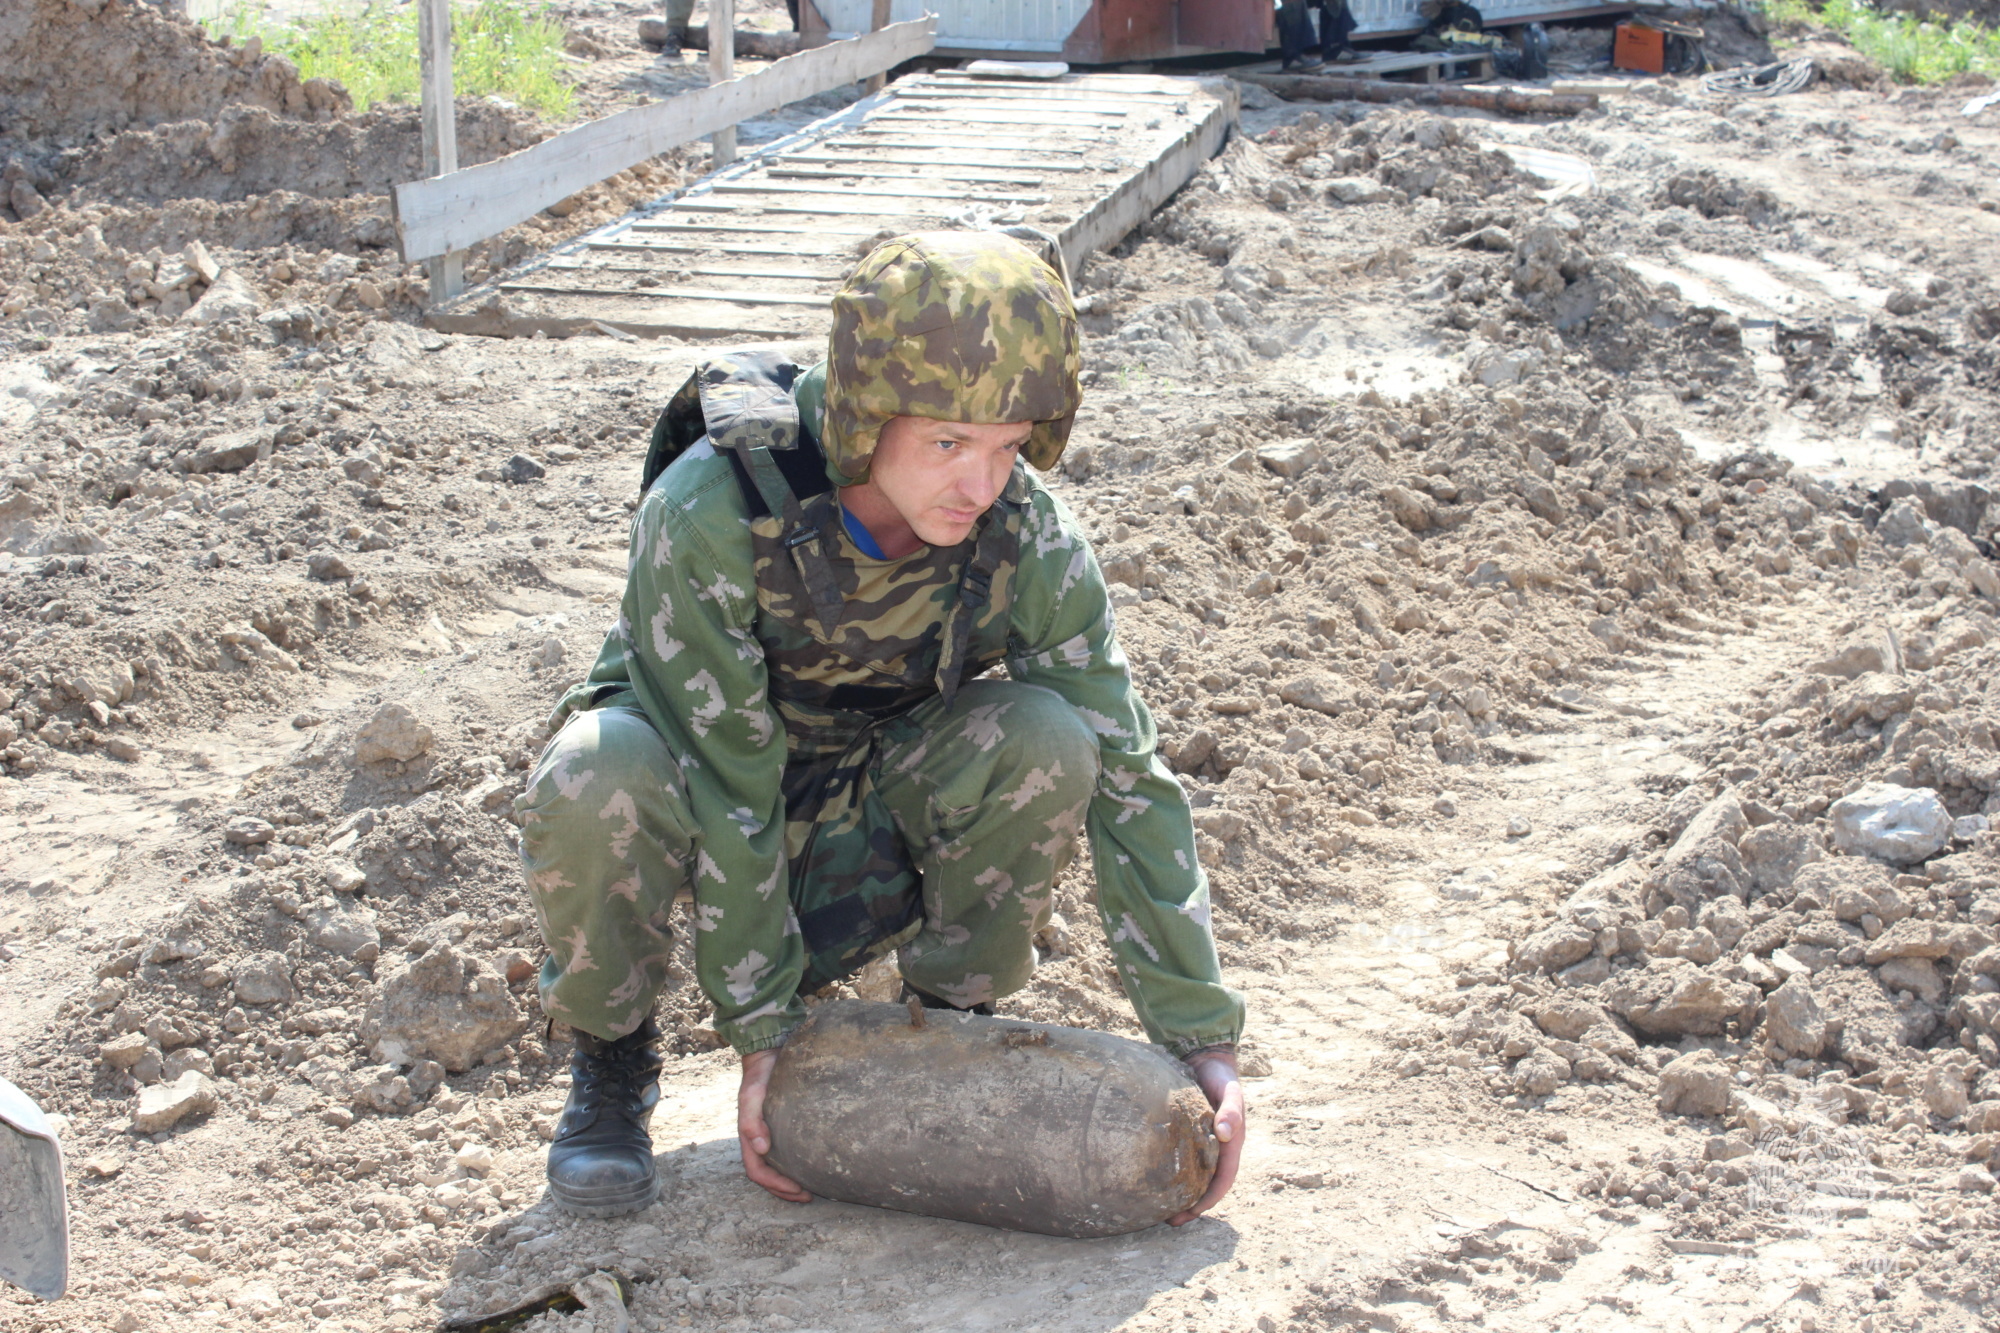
[762,1000,1219,1238]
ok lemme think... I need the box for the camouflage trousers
[663,0,694,28]
[518,680,1099,1041]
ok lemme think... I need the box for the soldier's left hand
[1169,1047,1244,1225]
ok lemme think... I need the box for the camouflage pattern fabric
[517,706,687,1041]
[526,231,1240,1058]
[519,680,1101,1036]
[685,352,1025,717]
[821,232,1083,482]
[628,350,1026,985]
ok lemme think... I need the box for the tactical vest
[643,351,1029,746]
[639,352,1044,982]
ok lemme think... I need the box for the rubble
[1603,959,1758,1037]
[1763,977,1827,1058]
[131,1070,217,1133]
[364,941,528,1072]
[0,0,346,140]
[305,898,380,959]
[97,1030,148,1068]
[1830,782,1954,862]
[183,269,264,325]
[354,702,434,765]
[1656,1050,1731,1117]
[231,951,293,1005]
[222,815,275,845]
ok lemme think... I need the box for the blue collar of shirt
[840,503,888,560]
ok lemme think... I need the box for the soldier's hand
[1169,1047,1244,1226]
[737,1048,812,1203]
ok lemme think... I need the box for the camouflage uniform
[518,233,1244,1059]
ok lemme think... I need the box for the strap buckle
[961,565,993,608]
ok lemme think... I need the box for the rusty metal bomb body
[762,1000,1218,1238]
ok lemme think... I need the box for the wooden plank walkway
[428,69,1237,341]
[1234,48,1493,83]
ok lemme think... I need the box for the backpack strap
[933,465,1029,709]
[777,504,850,642]
[684,354,851,637]
[935,508,1002,708]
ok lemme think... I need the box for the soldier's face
[867,415,1033,547]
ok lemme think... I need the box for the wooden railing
[393,0,936,300]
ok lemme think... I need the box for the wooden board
[390,17,938,264]
[1234,48,1494,82]
[766,166,1055,184]
[428,70,1238,342]
[778,153,1089,172]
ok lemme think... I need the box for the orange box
[1614,23,1665,74]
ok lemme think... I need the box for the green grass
[1763,0,2000,83]
[201,1,575,119]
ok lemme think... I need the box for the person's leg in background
[659,0,696,53]
[1317,0,1358,60]
[1277,0,1324,71]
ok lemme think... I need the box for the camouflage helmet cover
[822,231,1082,484]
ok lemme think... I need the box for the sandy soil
[4,2,2000,1332]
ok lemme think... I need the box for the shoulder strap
[933,464,1029,708]
[682,354,850,635]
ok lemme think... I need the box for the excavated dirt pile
[0,0,699,329]
[1413,480,2000,1236]
[0,0,347,143]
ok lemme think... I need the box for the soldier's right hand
[737,1048,813,1203]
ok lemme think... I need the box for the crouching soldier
[516,231,1247,1222]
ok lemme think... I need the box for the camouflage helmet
[822,231,1081,484]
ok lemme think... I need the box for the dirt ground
[5,1,2000,1331]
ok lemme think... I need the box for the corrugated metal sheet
[1349,0,1619,35]
[818,0,1093,50]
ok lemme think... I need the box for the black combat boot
[547,1017,664,1217]
[658,23,686,54]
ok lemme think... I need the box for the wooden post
[863,0,892,94]
[417,0,463,303]
[709,0,736,167]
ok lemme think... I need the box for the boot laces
[562,1036,661,1135]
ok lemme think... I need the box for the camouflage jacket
[555,359,1243,1058]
